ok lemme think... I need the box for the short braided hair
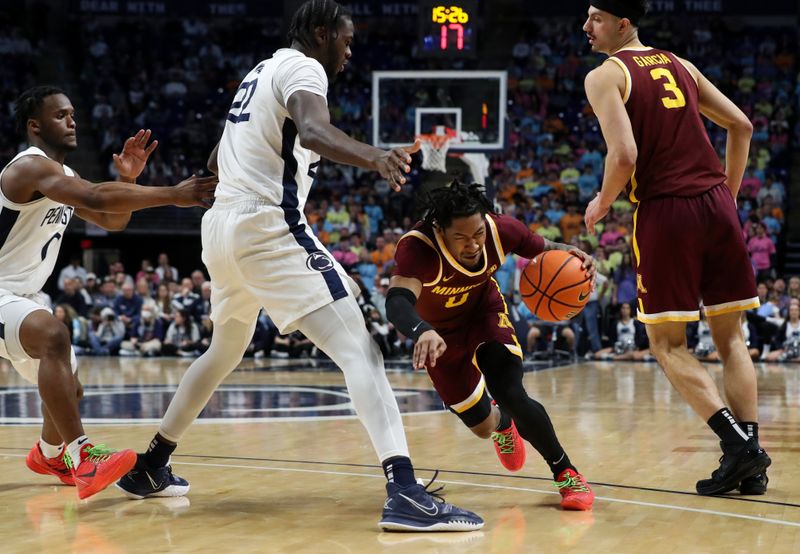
[420,180,496,229]
[287,0,351,48]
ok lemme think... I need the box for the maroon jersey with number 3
[393,213,544,331]
[608,48,727,202]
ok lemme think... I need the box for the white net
[418,134,451,173]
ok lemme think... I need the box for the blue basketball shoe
[379,471,484,532]
[116,457,190,500]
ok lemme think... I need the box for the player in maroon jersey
[386,181,596,511]
[581,0,770,496]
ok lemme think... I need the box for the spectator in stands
[155,282,176,325]
[114,281,143,338]
[612,252,637,307]
[535,215,562,241]
[190,270,207,295]
[119,307,165,357]
[197,281,212,322]
[577,165,599,203]
[595,303,650,361]
[136,277,157,313]
[355,249,378,295]
[748,222,776,281]
[162,308,200,357]
[57,256,88,291]
[764,302,800,362]
[559,203,583,243]
[55,277,89,317]
[156,252,179,283]
[173,278,201,322]
[88,307,125,355]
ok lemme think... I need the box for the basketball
[519,250,592,322]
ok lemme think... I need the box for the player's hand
[584,193,611,235]
[374,139,421,192]
[413,329,446,370]
[568,247,597,290]
[172,174,218,208]
[113,129,158,181]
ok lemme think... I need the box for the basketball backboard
[372,70,507,152]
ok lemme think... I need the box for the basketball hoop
[417,132,453,173]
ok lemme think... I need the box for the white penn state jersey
[0,146,75,294]
[216,48,327,207]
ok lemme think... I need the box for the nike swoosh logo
[398,493,439,516]
[145,471,161,490]
[443,274,455,282]
[77,437,88,446]
[77,466,97,480]
[411,322,422,333]
[578,291,589,302]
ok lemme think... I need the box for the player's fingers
[390,171,406,186]
[145,139,159,156]
[112,153,120,164]
[429,341,447,367]
[141,129,152,146]
[413,342,428,369]
[402,139,421,155]
[389,150,411,172]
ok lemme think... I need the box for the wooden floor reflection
[1,357,799,553]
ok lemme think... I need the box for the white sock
[39,438,64,459]
[66,435,89,468]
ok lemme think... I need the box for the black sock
[739,421,758,440]
[548,451,575,478]
[707,408,749,448]
[143,433,177,468]
[495,408,512,431]
[382,456,416,487]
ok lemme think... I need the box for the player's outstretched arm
[386,276,446,369]
[678,57,752,199]
[3,156,217,214]
[287,91,420,191]
[76,129,161,230]
[583,62,638,233]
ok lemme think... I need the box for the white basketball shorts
[201,196,359,333]
[0,290,78,384]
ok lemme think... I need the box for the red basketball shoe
[64,444,137,500]
[555,468,594,511]
[26,442,74,486]
[490,418,526,472]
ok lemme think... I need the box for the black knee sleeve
[449,388,493,428]
[476,341,567,463]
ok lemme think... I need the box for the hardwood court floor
[0,356,798,553]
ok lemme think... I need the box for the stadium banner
[71,0,282,16]
[533,0,796,15]
[70,0,419,17]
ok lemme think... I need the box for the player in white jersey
[119,0,483,532]
[1,85,216,500]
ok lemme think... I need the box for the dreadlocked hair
[421,180,496,229]
[14,85,65,139]
[287,0,351,49]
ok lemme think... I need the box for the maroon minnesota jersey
[608,48,727,202]
[393,213,545,331]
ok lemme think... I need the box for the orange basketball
[519,250,592,322]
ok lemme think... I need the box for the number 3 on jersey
[227,79,258,123]
[650,68,686,109]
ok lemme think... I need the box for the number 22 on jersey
[227,79,258,123]
[650,68,686,109]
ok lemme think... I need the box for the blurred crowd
[0,13,797,362]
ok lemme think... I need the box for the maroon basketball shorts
[633,184,759,324]
[425,299,522,414]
